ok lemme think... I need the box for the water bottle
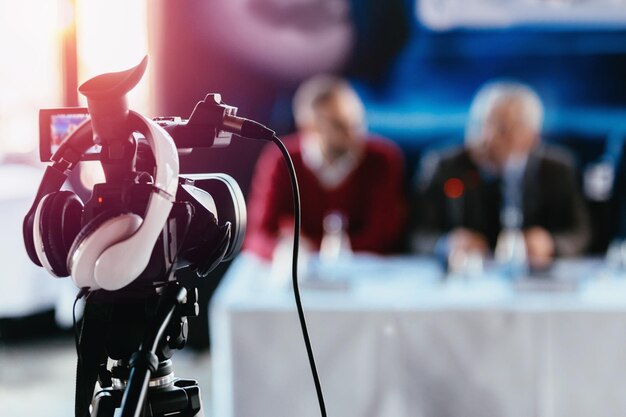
[319,211,352,265]
[495,206,528,280]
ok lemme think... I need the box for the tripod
[79,281,204,417]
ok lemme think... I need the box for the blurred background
[3,0,626,416]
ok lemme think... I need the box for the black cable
[73,288,90,364]
[271,134,327,417]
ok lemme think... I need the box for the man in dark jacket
[412,81,590,268]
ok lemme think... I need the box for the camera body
[38,96,239,163]
[29,63,246,297]
[36,107,246,294]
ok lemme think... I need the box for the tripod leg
[76,303,110,417]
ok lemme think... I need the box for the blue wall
[349,0,626,172]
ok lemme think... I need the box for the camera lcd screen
[40,108,100,162]
[50,113,94,151]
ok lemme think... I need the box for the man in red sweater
[245,75,407,260]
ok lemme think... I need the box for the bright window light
[75,0,150,114]
[0,0,63,155]
[0,0,149,158]
[74,0,149,190]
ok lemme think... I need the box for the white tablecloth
[210,253,626,417]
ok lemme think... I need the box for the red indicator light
[444,178,464,199]
[97,196,103,204]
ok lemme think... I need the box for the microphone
[444,176,465,228]
[156,94,276,149]
[222,114,275,141]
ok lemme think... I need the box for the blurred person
[245,75,407,261]
[411,81,590,269]
[600,140,626,268]
[611,148,626,240]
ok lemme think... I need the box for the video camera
[21,56,281,417]
[37,99,247,285]
[22,56,324,417]
[27,57,249,295]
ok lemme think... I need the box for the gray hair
[292,74,365,129]
[465,81,544,145]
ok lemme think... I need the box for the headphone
[23,111,179,291]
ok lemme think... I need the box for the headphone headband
[26,110,177,224]
[87,113,179,290]
[25,109,180,291]
[24,116,95,239]
[129,111,179,200]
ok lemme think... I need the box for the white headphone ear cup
[68,212,142,290]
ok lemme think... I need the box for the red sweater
[244,134,407,260]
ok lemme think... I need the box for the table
[210,253,626,417]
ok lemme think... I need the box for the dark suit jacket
[411,145,591,257]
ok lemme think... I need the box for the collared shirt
[300,133,360,189]
[500,154,528,228]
